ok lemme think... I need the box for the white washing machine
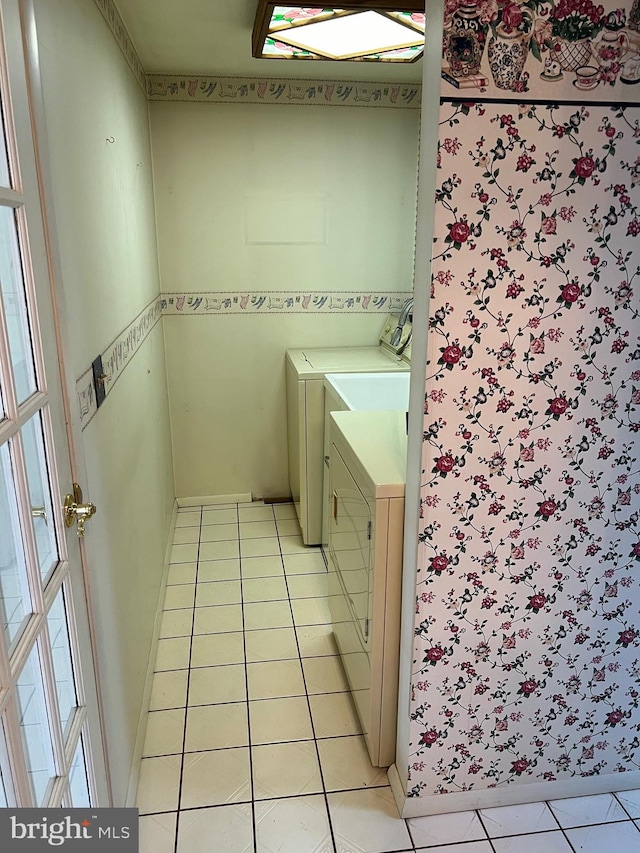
[285,315,411,545]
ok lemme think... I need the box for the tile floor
[136,502,640,853]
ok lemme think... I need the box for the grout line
[237,504,259,853]
[138,729,369,761]
[173,505,202,853]
[471,810,497,853]
[545,797,580,852]
[613,791,640,822]
[279,531,339,853]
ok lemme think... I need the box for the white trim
[395,0,443,799]
[387,762,406,817]
[176,493,253,508]
[18,0,111,805]
[125,500,178,807]
[394,770,640,818]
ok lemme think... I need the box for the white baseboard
[176,493,253,507]
[388,763,406,818]
[125,500,179,808]
[390,766,640,818]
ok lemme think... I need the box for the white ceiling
[113,0,423,83]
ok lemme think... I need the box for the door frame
[1,0,112,806]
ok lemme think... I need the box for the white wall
[34,0,174,804]
[150,101,420,498]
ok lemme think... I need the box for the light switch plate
[92,354,106,409]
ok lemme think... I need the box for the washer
[285,315,411,545]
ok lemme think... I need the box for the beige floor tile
[549,793,628,828]
[170,543,199,564]
[175,510,201,528]
[188,664,246,706]
[238,505,274,522]
[295,624,338,658]
[242,576,288,603]
[564,823,640,853]
[254,794,331,853]
[247,659,306,700]
[244,601,293,630]
[202,507,238,526]
[172,527,200,546]
[245,627,298,662]
[191,631,245,667]
[479,802,557,837]
[310,692,362,738]
[271,501,298,519]
[199,539,240,561]
[616,789,640,818]
[142,708,185,757]
[328,787,412,853]
[407,809,487,848]
[279,535,311,555]
[185,702,249,751]
[287,573,328,600]
[274,518,301,537]
[291,597,331,626]
[240,555,284,579]
[273,502,297,519]
[136,755,181,815]
[149,670,189,711]
[318,735,389,791]
[283,552,327,575]
[163,584,196,610]
[155,637,191,672]
[252,741,323,800]
[302,655,349,694]
[167,562,197,585]
[193,604,243,634]
[239,520,278,539]
[200,523,239,543]
[195,579,241,607]
[249,696,314,744]
[139,812,176,853]
[197,559,241,582]
[240,537,281,558]
[176,803,253,853]
[159,609,192,639]
[181,747,251,808]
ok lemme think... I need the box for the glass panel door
[0,0,108,807]
[0,441,32,648]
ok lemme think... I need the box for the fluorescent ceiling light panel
[277,12,423,59]
[252,3,426,62]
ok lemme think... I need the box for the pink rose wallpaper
[410,101,640,797]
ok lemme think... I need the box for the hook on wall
[106,136,115,144]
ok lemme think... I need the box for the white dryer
[285,316,411,545]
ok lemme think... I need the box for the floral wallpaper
[409,101,640,797]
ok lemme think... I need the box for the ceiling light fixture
[252,3,426,63]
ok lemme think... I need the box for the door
[0,0,109,808]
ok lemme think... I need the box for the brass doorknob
[64,483,97,537]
